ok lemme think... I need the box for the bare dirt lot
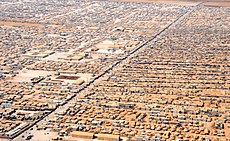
[111,0,200,5]
[111,0,230,7]
[0,21,43,28]
[201,1,230,7]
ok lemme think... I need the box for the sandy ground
[95,40,115,49]
[111,0,230,7]
[61,136,130,141]
[77,73,93,82]
[95,40,125,54]
[201,1,230,7]
[15,129,58,141]
[111,0,201,5]
[97,48,124,54]
[43,52,69,62]
[10,69,54,82]
[0,21,43,28]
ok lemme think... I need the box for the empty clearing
[10,69,54,82]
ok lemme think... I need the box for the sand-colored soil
[112,0,201,5]
[10,69,54,82]
[112,0,230,7]
[201,1,230,7]
[0,21,44,28]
